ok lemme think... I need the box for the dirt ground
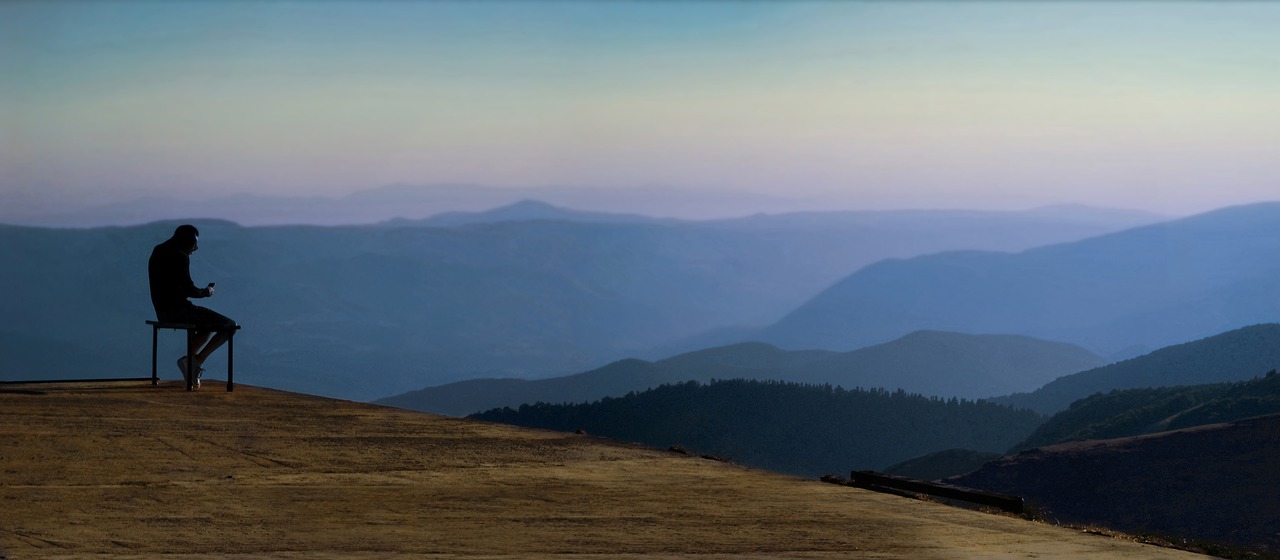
[0,380,1209,559]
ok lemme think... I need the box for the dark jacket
[148,238,207,315]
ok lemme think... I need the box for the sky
[3,0,1279,219]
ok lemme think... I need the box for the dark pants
[156,305,237,332]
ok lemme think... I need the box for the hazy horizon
[0,181,1196,228]
[5,1,1279,225]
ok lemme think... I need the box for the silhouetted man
[148,224,237,389]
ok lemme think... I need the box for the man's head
[173,224,200,254]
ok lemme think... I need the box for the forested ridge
[1012,370,1280,451]
[470,379,1044,476]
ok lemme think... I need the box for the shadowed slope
[952,413,1280,553]
[0,380,1207,559]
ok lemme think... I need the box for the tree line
[470,379,1044,477]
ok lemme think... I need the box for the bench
[147,320,242,392]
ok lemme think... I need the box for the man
[148,224,237,389]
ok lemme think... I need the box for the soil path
[1,381,1207,559]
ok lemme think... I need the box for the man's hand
[205,283,216,297]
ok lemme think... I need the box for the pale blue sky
[3,0,1278,216]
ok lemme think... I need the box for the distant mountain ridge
[378,330,1104,416]
[379,343,826,416]
[1,183,1170,228]
[759,202,1280,356]
[993,323,1280,414]
[387,200,668,227]
[0,184,811,227]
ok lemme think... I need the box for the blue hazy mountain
[0,203,1152,401]
[378,331,1103,416]
[992,323,1280,414]
[759,202,1280,357]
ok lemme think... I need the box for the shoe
[176,357,205,389]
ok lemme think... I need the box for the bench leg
[185,330,196,391]
[227,331,235,392]
[151,326,159,386]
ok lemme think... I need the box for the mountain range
[993,323,1280,414]
[1,202,1157,401]
[0,184,829,227]
[758,202,1280,357]
[378,330,1105,416]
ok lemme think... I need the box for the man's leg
[195,329,232,366]
[180,330,212,388]
[190,330,213,354]
[186,306,236,367]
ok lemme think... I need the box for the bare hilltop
[0,380,1208,559]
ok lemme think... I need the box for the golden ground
[0,380,1208,559]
